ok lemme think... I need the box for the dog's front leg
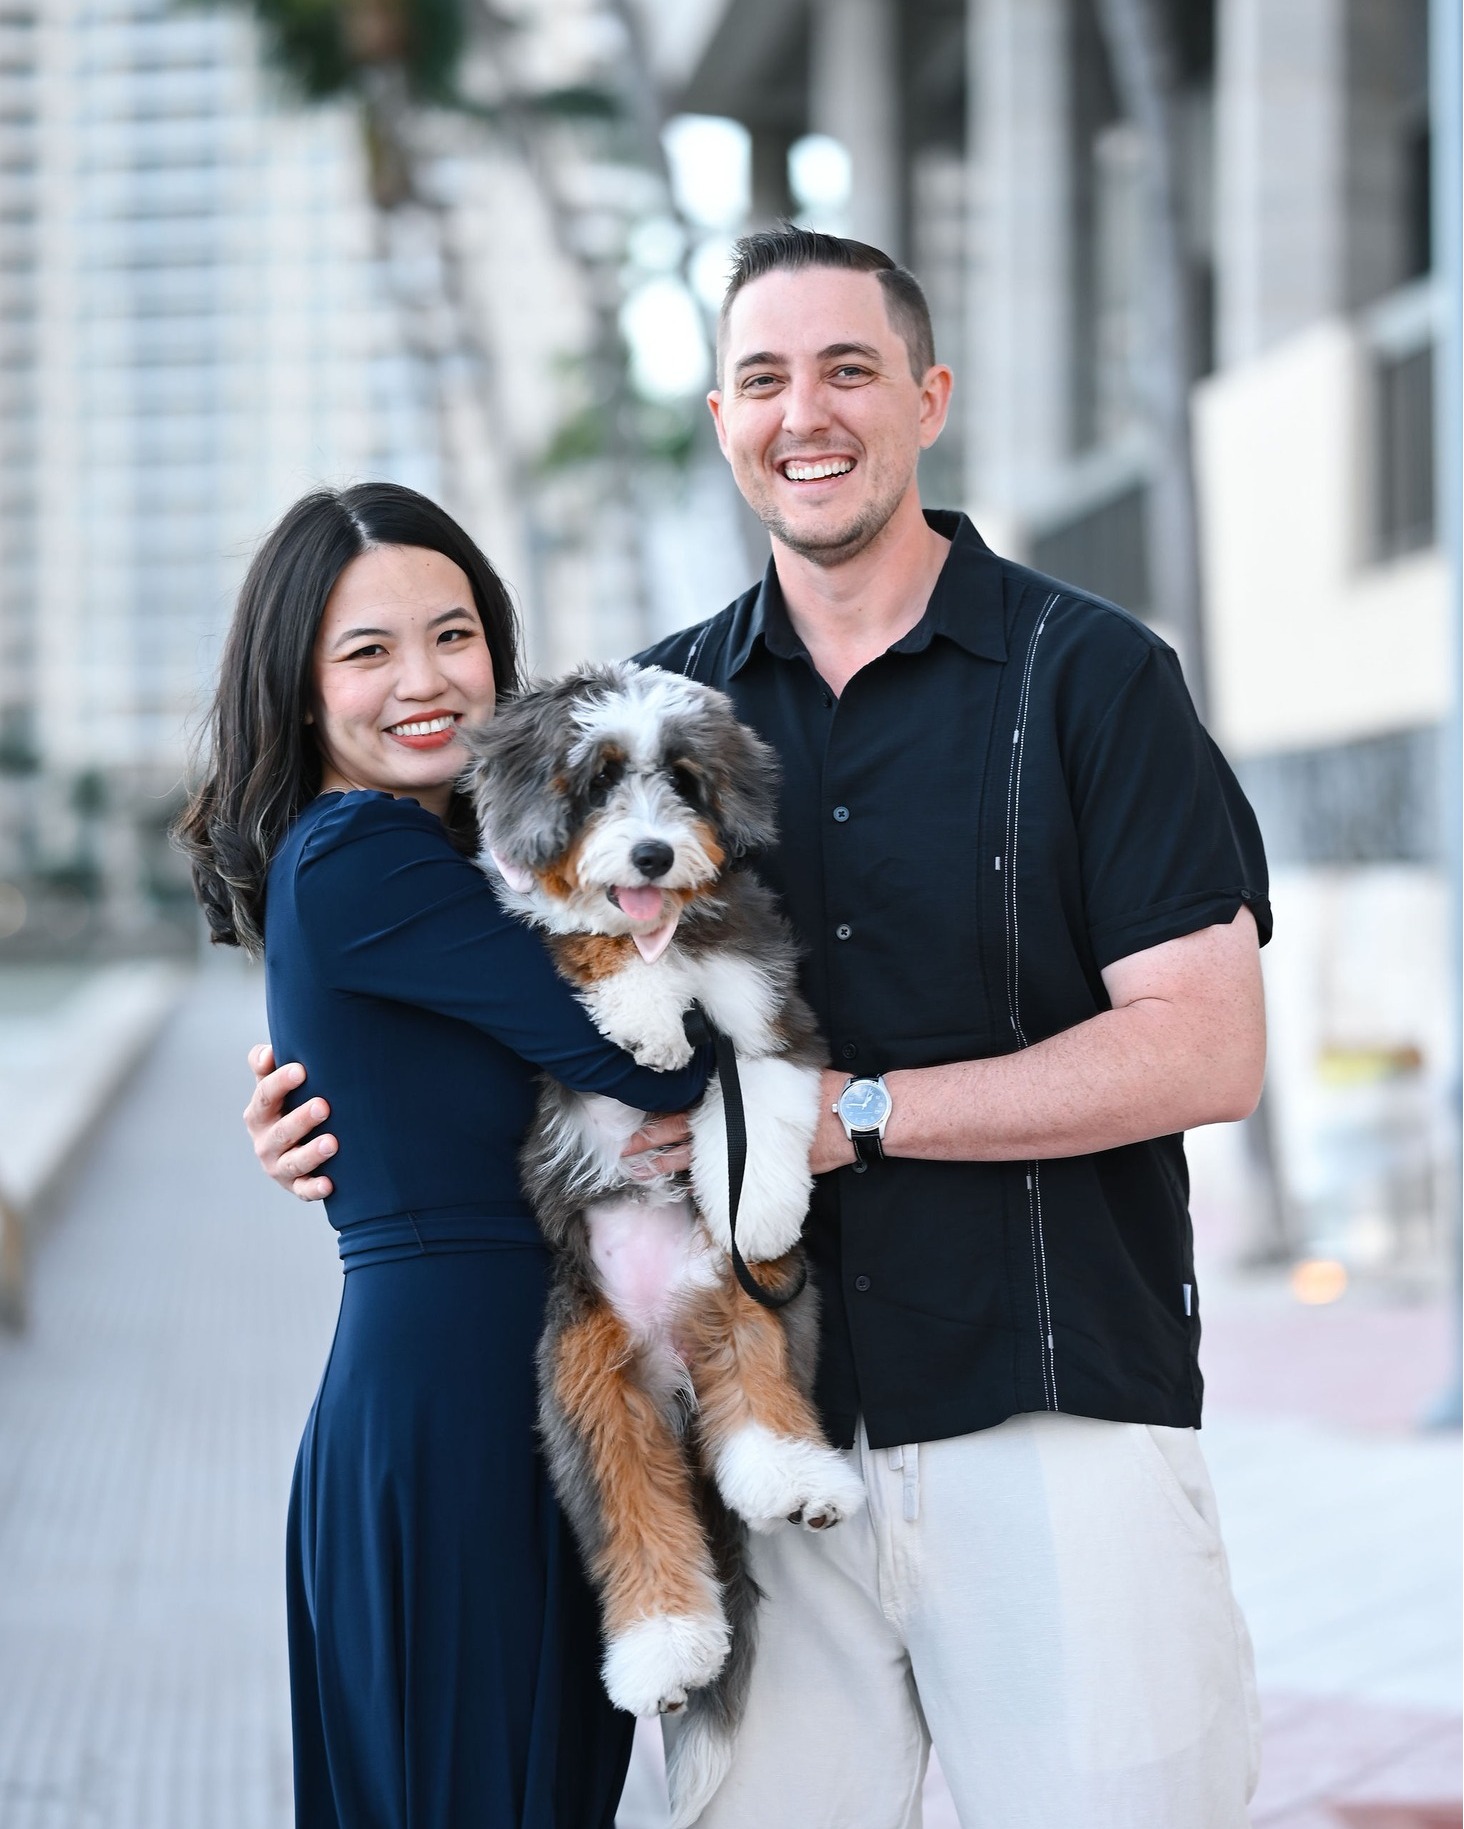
[582,957,697,1071]
[547,1295,729,1715]
[689,1055,821,1260]
[684,1270,865,1534]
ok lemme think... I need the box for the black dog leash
[684,1002,807,1311]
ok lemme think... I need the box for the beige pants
[667,1412,1261,1829]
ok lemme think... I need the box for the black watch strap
[852,1128,884,1168]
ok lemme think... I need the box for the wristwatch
[834,1075,892,1170]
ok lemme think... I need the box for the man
[248,228,1267,1826]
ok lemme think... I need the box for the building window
[1030,480,1149,616]
[1374,340,1434,561]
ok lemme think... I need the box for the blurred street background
[0,0,1459,1825]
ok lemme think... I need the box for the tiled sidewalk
[1253,1693,1460,1828]
[0,962,342,1829]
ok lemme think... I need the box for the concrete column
[964,0,1073,525]
[1214,0,1348,366]
[809,0,901,254]
[748,125,796,228]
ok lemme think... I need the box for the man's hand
[620,1113,692,1181]
[245,1044,336,1201]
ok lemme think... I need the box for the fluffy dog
[462,662,862,1826]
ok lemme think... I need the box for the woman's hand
[620,1112,692,1181]
[245,1044,337,1201]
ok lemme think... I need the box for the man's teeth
[784,459,854,481]
[389,715,457,736]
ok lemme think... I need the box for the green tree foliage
[249,0,463,106]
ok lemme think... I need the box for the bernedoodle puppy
[462,661,862,1825]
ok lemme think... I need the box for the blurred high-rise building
[0,0,441,940]
[0,0,756,955]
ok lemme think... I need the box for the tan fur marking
[537,824,592,902]
[691,821,725,874]
[553,1303,719,1632]
[554,932,635,984]
[743,1254,806,1299]
[683,1262,826,1454]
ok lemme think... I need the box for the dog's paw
[602,1610,731,1716]
[629,1033,696,1072]
[712,1423,866,1535]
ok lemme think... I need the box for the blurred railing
[0,962,185,1329]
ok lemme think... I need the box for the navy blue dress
[264,791,709,1829]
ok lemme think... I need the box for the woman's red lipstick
[385,710,461,751]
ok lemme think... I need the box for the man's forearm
[814,910,1265,1170]
[881,998,1261,1163]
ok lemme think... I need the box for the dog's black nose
[630,840,675,880]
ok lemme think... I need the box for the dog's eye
[587,756,624,806]
[669,762,703,807]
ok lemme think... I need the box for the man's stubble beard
[740,456,914,570]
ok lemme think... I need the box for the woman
[177,483,709,1828]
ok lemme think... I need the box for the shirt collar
[727,509,1009,677]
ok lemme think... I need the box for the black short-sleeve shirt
[638,511,1271,1450]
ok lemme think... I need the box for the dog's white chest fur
[580,948,780,1071]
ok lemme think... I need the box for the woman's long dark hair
[175,482,521,955]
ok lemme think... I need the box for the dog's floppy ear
[459,677,581,868]
[698,694,781,861]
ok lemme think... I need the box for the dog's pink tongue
[617,885,664,922]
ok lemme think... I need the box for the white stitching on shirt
[1006,594,1059,1409]
[1034,1164,1057,1405]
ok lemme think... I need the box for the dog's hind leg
[550,1299,730,1716]
[686,1265,865,1535]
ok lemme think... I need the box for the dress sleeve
[1065,643,1272,971]
[295,795,710,1110]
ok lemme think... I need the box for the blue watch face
[839,1078,891,1130]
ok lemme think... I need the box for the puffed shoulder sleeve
[1065,643,1272,971]
[294,795,710,1108]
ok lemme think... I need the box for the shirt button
[832,805,850,822]
[840,1042,858,1061]
[835,923,852,940]
[854,1274,871,1293]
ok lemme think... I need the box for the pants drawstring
[886,1443,920,1522]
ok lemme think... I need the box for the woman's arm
[243,1044,694,1202]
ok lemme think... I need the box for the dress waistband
[335,1205,544,1269]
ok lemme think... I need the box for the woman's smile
[385,710,463,750]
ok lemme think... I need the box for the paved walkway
[0,962,341,1829]
[0,967,1457,1828]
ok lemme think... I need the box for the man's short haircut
[717,226,936,383]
